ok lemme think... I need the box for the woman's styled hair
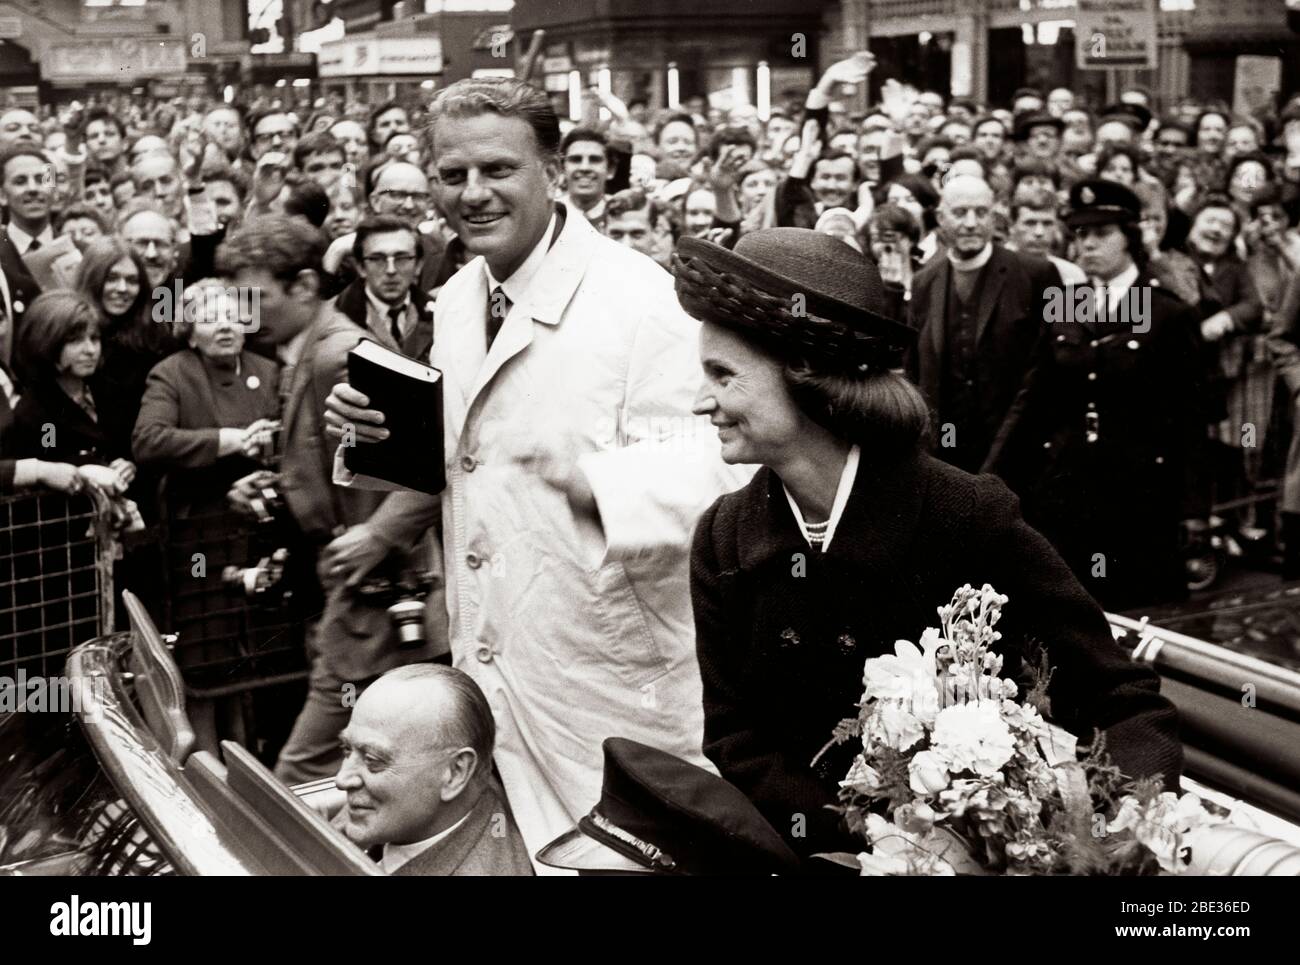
[782,361,930,459]
[16,290,102,387]
[1191,109,1231,149]
[366,100,409,149]
[1118,220,1150,273]
[1096,143,1144,182]
[172,277,240,347]
[76,236,153,333]
[869,202,923,248]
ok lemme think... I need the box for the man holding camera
[221,214,444,785]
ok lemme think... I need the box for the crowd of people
[1,52,1299,874]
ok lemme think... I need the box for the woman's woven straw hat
[672,228,915,371]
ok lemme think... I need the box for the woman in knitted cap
[676,227,1182,864]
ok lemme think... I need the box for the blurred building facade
[0,0,252,104]
[510,0,1300,115]
[318,0,513,101]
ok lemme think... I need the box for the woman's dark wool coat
[691,450,1183,858]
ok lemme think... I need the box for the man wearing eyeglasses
[332,214,433,361]
[326,161,452,295]
[368,161,431,228]
[247,108,300,163]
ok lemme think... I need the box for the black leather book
[344,339,445,495]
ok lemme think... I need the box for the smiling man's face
[334,676,467,850]
[563,138,608,207]
[430,112,559,281]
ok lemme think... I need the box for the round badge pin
[246,375,261,390]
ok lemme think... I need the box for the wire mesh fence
[0,491,115,680]
[157,506,308,699]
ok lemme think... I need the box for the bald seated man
[334,664,534,876]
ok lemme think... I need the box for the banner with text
[1075,0,1158,70]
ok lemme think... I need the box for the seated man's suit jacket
[391,779,534,877]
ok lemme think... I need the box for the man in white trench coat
[323,78,749,870]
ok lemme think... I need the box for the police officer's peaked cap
[536,738,803,875]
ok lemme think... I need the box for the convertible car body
[2,593,1299,875]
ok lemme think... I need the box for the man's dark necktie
[486,285,511,350]
[388,303,405,348]
[26,238,41,254]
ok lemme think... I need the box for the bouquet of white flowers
[814,584,1223,875]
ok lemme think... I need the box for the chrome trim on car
[68,636,257,877]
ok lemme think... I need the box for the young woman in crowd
[9,291,135,499]
[76,237,181,475]
[1183,195,1268,534]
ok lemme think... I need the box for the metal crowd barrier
[157,506,308,700]
[0,489,116,681]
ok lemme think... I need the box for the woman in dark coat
[676,228,1182,862]
[76,237,182,522]
[132,278,280,519]
[985,180,1209,612]
[9,291,135,499]
[77,238,181,458]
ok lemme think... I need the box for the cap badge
[587,811,676,871]
[1080,186,1095,204]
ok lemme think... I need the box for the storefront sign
[1,85,37,108]
[1075,0,1157,70]
[45,38,189,81]
[575,48,611,67]
[1233,56,1282,116]
[376,38,442,75]
[319,37,442,78]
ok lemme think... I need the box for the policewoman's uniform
[986,180,1209,612]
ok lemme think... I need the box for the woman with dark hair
[1183,195,1265,530]
[9,291,135,497]
[1096,143,1145,188]
[988,180,1208,611]
[367,101,410,154]
[76,236,182,452]
[1225,150,1276,211]
[881,174,940,261]
[1190,109,1230,194]
[867,202,922,314]
[678,227,1182,862]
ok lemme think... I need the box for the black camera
[247,480,290,529]
[222,547,292,604]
